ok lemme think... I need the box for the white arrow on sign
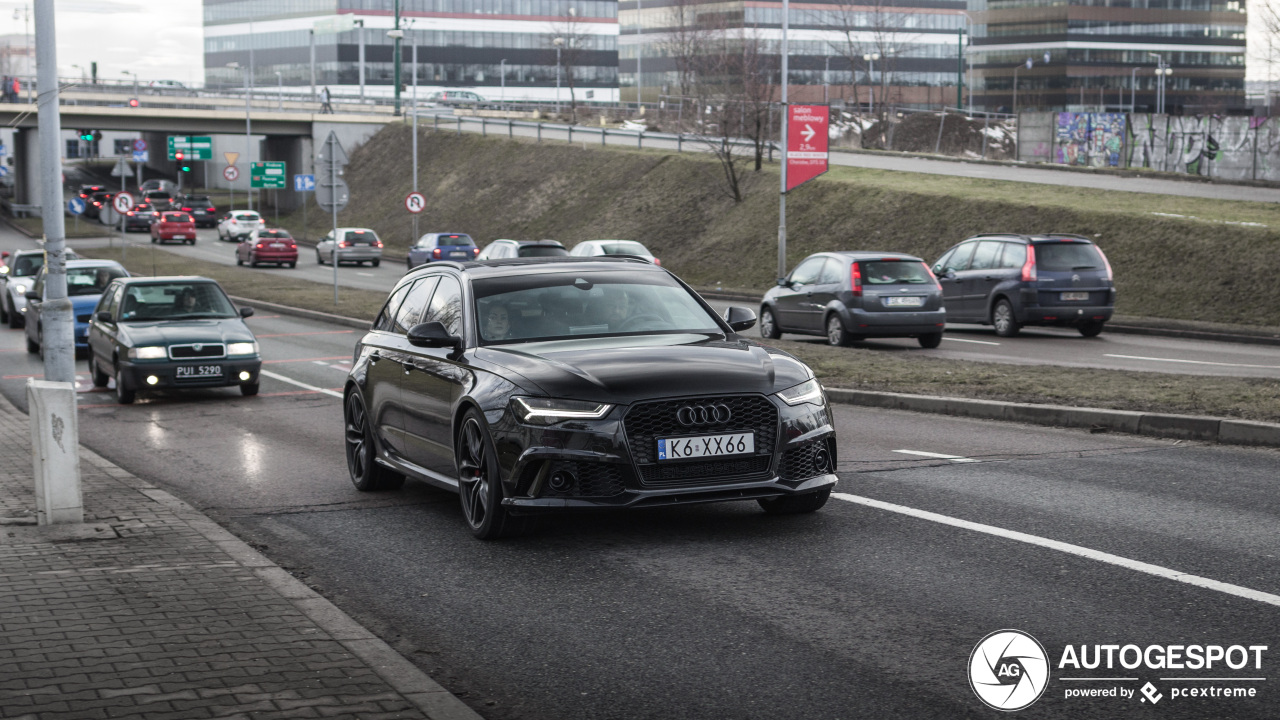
[801,124,816,143]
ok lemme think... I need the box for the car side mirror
[239,307,254,318]
[724,306,757,332]
[407,321,462,350]
[96,311,112,323]
[776,278,789,287]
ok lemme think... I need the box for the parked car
[87,276,261,404]
[0,248,71,328]
[931,233,1115,337]
[23,259,129,357]
[476,239,569,260]
[176,195,218,227]
[150,211,197,245]
[316,227,383,266]
[570,239,660,265]
[344,256,836,539]
[237,229,298,268]
[76,184,106,201]
[407,233,478,268]
[143,190,174,211]
[217,211,264,242]
[124,203,158,232]
[760,252,946,348]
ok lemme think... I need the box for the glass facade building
[968,0,1246,112]
[203,0,620,101]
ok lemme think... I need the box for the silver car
[316,227,383,266]
[1,249,48,329]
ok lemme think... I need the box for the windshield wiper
[168,313,233,320]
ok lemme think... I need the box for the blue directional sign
[132,150,148,163]
[294,174,316,192]
[67,197,86,216]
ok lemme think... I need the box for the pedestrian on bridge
[320,86,333,114]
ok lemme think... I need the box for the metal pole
[245,67,252,212]
[412,42,418,245]
[309,30,316,101]
[777,0,789,285]
[277,71,282,111]
[500,58,506,105]
[330,136,338,304]
[358,21,365,102]
[636,0,642,106]
[957,26,963,109]
[1131,67,1137,114]
[1013,66,1018,115]
[824,55,829,104]
[393,0,402,116]
[556,46,562,114]
[34,0,73,383]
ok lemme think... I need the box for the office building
[967,0,1247,113]
[203,1,620,103]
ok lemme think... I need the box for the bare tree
[664,0,712,98]
[813,0,917,114]
[1254,0,1280,112]
[549,3,590,123]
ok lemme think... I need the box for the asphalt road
[2,310,1277,719]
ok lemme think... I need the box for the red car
[150,211,196,245]
[236,229,298,268]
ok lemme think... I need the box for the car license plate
[1061,292,1089,301]
[884,296,925,307]
[449,251,468,258]
[657,433,754,461]
[173,234,188,240]
[271,243,285,248]
[176,365,221,379]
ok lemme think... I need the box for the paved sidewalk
[0,391,482,720]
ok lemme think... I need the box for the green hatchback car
[86,276,262,404]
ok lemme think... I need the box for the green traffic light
[182,166,190,172]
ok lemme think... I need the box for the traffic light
[79,130,93,141]
[175,151,189,173]
[128,98,139,108]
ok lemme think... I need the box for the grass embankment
[259,124,1280,328]
[73,244,1280,424]
[78,246,386,321]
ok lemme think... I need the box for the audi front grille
[623,395,778,487]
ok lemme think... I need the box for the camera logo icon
[969,630,1050,711]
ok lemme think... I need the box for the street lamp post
[1130,66,1139,113]
[636,0,643,106]
[499,58,507,106]
[121,69,137,102]
[1013,57,1032,115]
[554,37,563,113]
[355,19,365,102]
[227,62,252,211]
[393,0,402,116]
[862,52,879,114]
[1147,53,1171,114]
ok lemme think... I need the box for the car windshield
[344,230,378,244]
[12,255,42,277]
[1035,242,1104,271]
[163,213,192,223]
[438,235,474,247]
[518,246,569,257]
[861,260,934,285]
[66,266,127,296]
[591,242,649,256]
[233,213,260,221]
[473,270,721,345]
[119,282,237,322]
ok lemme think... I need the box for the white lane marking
[893,449,980,463]
[943,337,1001,346]
[258,369,343,399]
[832,493,1280,608]
[1105,354,1280,370]
[357,272,374,277]
[313,360,330,365]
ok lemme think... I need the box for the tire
[249,255,258,268]
[236,255,243,266]
[759,307,781,340]
[371,259,380,268]
[26,331,37,354]
[287,262,296,269]
[115,367,135,405]
[407,257,413,269]
[758,487,832,515]
[89,355,109,387]
[316,251,324,265]
[344,392,404,491]
[187,239,194,245]
[1078,321,1105,338]
[826,313,854,347]
[7,303,20,328]
[918,332,943,349]
[240,382,260,397]
[0,298,8,325]
[456,408,529,540]
[992,299,1020,338]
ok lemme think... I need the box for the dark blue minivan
[931,233,1115,337]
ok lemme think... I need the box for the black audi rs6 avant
[344,257,838,539]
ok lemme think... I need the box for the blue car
[24,259,130,356]
[407,232,478,269]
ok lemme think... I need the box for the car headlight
[776,378,825,407]
[511,397,612,425]
[227,341,258,357]
[12,285,25,295]
[128,346,168,360]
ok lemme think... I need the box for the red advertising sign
[786,105,829,191]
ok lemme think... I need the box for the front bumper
[840,307,947,337]
[117,358,262,393]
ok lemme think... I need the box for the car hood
[7,277,34,291]
[71,295,102,315]
[474,333,812,403]
[119,318,254,346]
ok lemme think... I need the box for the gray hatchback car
[932,233,1115,337]
[760,252,947,348]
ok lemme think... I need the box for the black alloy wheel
[456,409,527,540]
[344,392,403,491]
[759,307,781,339]
[992,299,1021,338]
[758,487,832,515]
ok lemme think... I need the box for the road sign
[110,156,131,178]
[100,207,119,226]
[294,174,316,192]
[316,178,349,214]
[224,152,240,166]
[167,135,213,161]
[405,191,426,214]
[223,165,240,182]
[112,193,136,214]
[785,105,830,192]
[133,150,149,163]
[67,197,85,216]
[316,131,350,214]
[251,161,287,189]
[133,138,147,152]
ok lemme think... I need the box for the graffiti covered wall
[1055,113,1126,167]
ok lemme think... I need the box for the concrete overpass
[0,102,395,212]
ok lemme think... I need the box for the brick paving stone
[0,395,465,720]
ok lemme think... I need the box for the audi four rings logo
[676,403,733,426]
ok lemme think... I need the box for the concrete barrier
[26,379,82,525]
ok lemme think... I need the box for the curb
[823,388,1280,448]
[75,440,484,720]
